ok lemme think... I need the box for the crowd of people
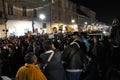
[0,25,120,80]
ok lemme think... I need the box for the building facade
[0,0,96,37]
[80,6,96,24]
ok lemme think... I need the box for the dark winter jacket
[39,50,66,80]
[61,40,85,70]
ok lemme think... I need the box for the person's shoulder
[17,65,27,71]
[18,64,38,73]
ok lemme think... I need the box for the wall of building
[0,0,3,12]
[0,24,6,38]
[6,20,51,36]
[0,0,95,37]
[80,6,96,23]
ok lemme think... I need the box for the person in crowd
[110,17,120,66]
[61,32,86,80]
[52,34,60,49]
[39,39,66,80]
[52,27,58,34]
[92,37,106,79]
[81,32,90,53]
[16,52,47,80]
[79,53,100,80]
[71,32,87,53]
[102,37,113,71]
[104,17,120,80]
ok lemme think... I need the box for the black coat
[61,42,85,69]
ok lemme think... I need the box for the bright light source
[71,19,75,23]
[39,14,46,20]
[84,22,88,25]
[103,31,106,34]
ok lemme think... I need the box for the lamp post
[84,22,88,31]
[71,19,75,30]
[39,14,46,34]
[39,14,46,28]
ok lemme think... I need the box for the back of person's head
[80,32,87,38]
[71,32,81,40]
[24,52,37,64]
[42,39,53,51]
[71,32,80,37]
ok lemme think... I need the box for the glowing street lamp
[71,19,75,23]
[84,22,88,25]
[71,19,75,30]
[39,14,46,20]
[39,14,46,33]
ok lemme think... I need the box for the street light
[84,22,88,31]
[71,19,75,23]
[71,19,75,30]
[39,14,46,20]
[84,22,88,25]
[39,14,46,34]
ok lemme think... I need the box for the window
[8,4,13,15]
[33,9,37,17]
[22,6,26,16]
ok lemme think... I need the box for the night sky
[71,0,120,25]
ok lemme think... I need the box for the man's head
[42,39,55,51]
[71,32,80,40]
[24,52,37,64]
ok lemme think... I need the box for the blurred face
[8,48,12,53]
[52,44,56,50]
[93,37,97,43]
[53,27,57,33]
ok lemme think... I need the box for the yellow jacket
[16,63,47,80]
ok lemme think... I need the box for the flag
[67,26,73,32]
[32,20,35,33]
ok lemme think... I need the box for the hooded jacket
[16,63,47,80]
